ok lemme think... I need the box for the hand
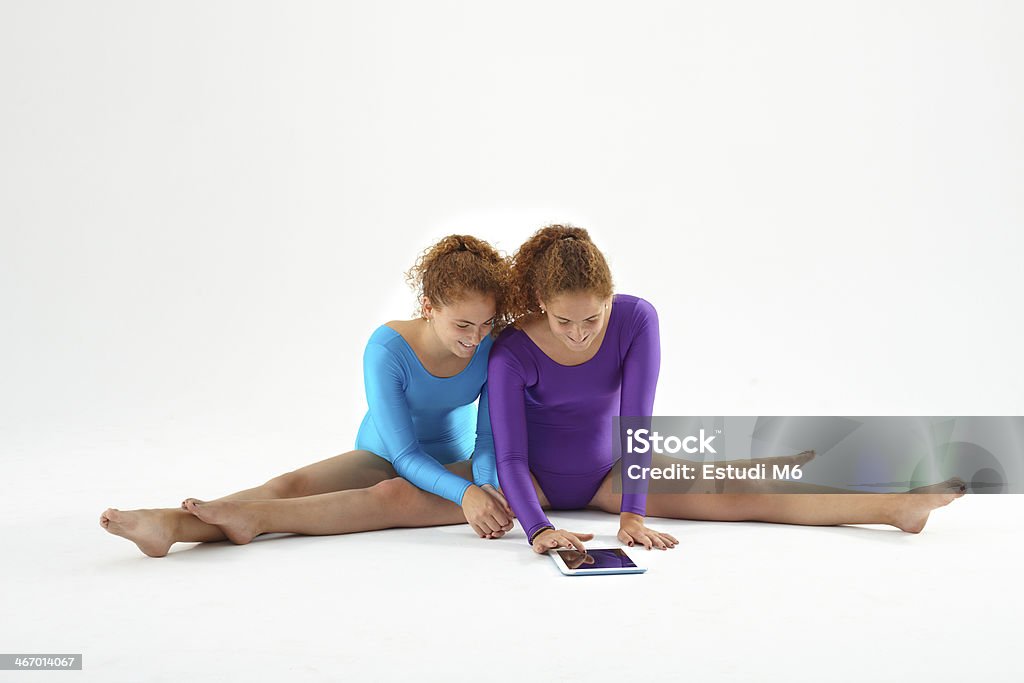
[531,528,594,554]
[461,485,515,539]
[480,484,515,519]
[560,549,597,570]
[618,512,678,550]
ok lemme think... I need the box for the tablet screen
[556,548,637,570]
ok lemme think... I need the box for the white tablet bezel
[547,546,648,576]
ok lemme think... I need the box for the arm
[471,382,516,521]
[363,342,473,505]
[470,383,500,490]
[488,342,554,544]
[618,298,662,518]
[615,299,677,550]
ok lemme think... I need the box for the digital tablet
[548,547,647,576]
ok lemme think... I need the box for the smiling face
[539,291,611,352]
[423,291,497,358]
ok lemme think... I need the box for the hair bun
[405,234,511,331]
[506,223,612,319]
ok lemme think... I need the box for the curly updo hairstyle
[507,224,613,320]
[405,234,511,333]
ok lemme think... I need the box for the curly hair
[405,234,511,332]
[506,224,613,319]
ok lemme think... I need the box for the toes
[939,478,967,497]
[185,500,211,521]
[911,479,968,495]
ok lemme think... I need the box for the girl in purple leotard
[487,224,678,553]
[488,225,967,555]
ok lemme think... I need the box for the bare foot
[183,499,261,544]
[889,477,967,533]
[795,449,816,465]
[180,498,205,510]
[764,449,816,468]
[99,508,176,558]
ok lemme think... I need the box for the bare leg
[100,450,397,556]
[593,460,967,533]
[182,461,485,543]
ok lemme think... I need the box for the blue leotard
[355,325,497,504]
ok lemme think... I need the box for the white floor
[3,429,1022,683]
[3,1,1022,680]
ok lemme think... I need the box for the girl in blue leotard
[100,235,516,556]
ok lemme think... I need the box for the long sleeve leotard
[355,325,498,505]
[487,295,661,543]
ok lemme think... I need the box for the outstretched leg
[593,456,967,533]
[100,449,398,556]
[181,460,481,543]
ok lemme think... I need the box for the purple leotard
[487,294,661,543]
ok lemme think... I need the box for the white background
[2,1,1022,682]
